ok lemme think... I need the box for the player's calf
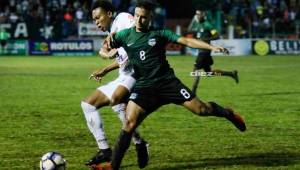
[208,102,246,131]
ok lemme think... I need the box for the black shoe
[232,70,239,84]
[85,148,112,166]
[135,140,149,169]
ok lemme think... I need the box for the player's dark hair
[92,0,115,12]
[195,6,205,11]
[136,0,156,11]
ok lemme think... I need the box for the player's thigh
[83,90,110,109]
[195,53,213,69]
[195,53,208,69]
[111,85,130,105]
[111,75,135,105]
[123,101,147,132]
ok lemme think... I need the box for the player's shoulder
[152,27,176,36]
[115,12,134,20]
[150,27,171,33]
[150,27,180,41]
[114,12,134,25]
[111,12,135,32]
[115,27,133,36]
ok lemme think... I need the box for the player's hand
[89,69,107,82]
[102,38,110,50]
[212,46,230,55]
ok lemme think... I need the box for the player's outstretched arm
[177,37,229,55]
[89,61,119,82]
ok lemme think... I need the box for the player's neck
[108,19,114,32]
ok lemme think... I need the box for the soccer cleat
[225,108,246,132]
[85,148,112,166]
[232,70,239,84]
[90,162,112,170]
[135,140,149,169]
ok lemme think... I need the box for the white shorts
[97,75,136,100]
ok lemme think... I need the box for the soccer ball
[40,151,66,170]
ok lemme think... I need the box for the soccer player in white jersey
[81,1,148,168]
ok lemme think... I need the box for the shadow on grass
[149,152,300,170]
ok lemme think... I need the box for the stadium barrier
[28,40,94,56]
[78,23,108,37]
[4,40,27,55]
[166,43,183,55]
[1,38,300,57]
[186,39,253,56]
[253,39,300,56]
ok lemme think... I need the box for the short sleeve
[110,13,135,33]
[160,29,181,43]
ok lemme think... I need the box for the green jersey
[188,20,217,53]
[111,27,180,88]
[0,31,9,40]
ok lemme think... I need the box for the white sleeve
[110,13,133,70]
[110,13,135,33]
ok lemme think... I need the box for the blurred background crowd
[0,0,299,39]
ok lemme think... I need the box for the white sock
[112,103,143,145]
[81,101,109,150]
[111,103,126,122]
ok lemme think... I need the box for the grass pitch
[0,55,299,170]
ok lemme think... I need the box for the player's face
[92,8,112,32]
[134,7,152,31]
[196,10,205,22]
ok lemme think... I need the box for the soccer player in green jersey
[188,9,239,94]
[0,27,9,54]
[107,1,246,169]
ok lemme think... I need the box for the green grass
[0,55,299,170]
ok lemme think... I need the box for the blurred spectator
[76,7,84,22]
[62,8,74,38]
[153,5,166,28]
[9,12,19,23]
[24,3,43,40]
[0,27,9,54]
[128,0,136,14]
[0,0,298,39]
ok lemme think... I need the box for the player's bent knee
[110,96,121,106]
[196,104,211,116]
[82,96,95,106]
[123,119,136,133]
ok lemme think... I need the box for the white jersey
[110,12,135,76]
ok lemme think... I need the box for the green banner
[0,40,27,56]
